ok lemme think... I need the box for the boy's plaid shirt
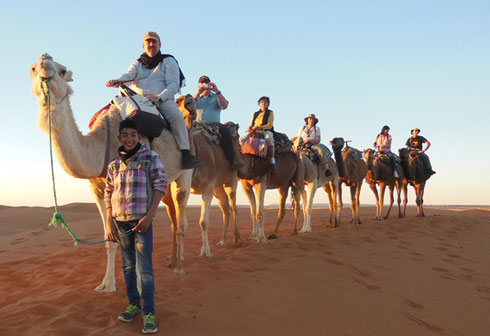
[104,144,167,221]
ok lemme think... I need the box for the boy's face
[118,128,141,151]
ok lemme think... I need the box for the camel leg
[378,184,386,220]
[90,181,117,293]
[172,172,191,276]
[215,185,231,246]
[368,182,380,220]
[255,182,268,243]
[395,180,402,218]
[225,184,242,243]
[300,182,316,233]
[416,183,426,217]
[293,186,301,234]
[324,183,333,227]
[198,190,213,258]
[270,187,288,239]
[163,184,178,269]
[384,184,395,219]
[349,185,357,225]
[241,180,258,241]
[337,182,343,226]
[301,188,308,231]
[401,181,408,218]
[356,183,363,224]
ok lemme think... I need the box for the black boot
[181,150,203,169]
[325,169,333,177]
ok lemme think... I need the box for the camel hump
[343,146,362,160]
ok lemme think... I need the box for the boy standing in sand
[104,119,167,334]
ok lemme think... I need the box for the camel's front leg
[173,172,191,276]
[215,185,231,246]
[355,183,363,224]
[241,180,258,241]
[300,182,316,233]
[90,179,117,292]
[378,184,386,220]
[415,183,426,217]
[384,184,395,219]
[368,182,380,220]
[270,187,288,239]
[255,182,268,243]
[198,190,213,257]
[337,182,343,226]
[225,183,242,243]
[349,185,358,225]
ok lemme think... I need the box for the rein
[39,77,131,246]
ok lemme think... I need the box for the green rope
[41,79,132,246]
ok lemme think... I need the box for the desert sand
[0,203,489,335]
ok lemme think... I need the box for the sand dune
[0,204,489,335]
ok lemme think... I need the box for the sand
[0,203,489,335]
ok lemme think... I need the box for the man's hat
[143,31,160,42]
[411,128,421,134]
[304,114,319,125]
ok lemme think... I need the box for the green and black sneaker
[142,312,158,334]
[118,304,142,322]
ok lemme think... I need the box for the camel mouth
[36,53,56,79]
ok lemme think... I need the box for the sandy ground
[0,203,489,336]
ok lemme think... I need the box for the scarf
[118,143,142,163]
[139,51,164,69]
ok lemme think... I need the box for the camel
[363,149,408,220]
[225,122,303,242]
[399,148,432,217]
[30,53,192,292]
[175,95,242,255]
[291,137,340,231]
[330,138,368,225]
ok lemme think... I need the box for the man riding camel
[106,31,202,169]
[405,128,436,176]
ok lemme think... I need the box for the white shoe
[394,171,399,178]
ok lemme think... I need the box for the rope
[41,78,131,246]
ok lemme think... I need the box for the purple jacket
[104,144,167,221]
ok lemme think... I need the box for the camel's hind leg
[383,184,395,219]
[171,171,192,276]
[368,182,380,220]
[254,182,268,243]
[89,178,117,293]
[163,185,178,269]
[270,186,289,239]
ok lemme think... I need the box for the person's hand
[105,217,119,242]
[133,216,152,233]
[145,94,160,104]
[209,82,219,93]
[105,80,120,88]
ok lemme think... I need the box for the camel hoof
[258,237,268,244]
[174,268,186,276]
[200,249,213,258]
[268,234,278,240]
[93,282,116,293]
[299,229,312,234]
[216,240,226,247]
[234,236,244,244]
[247,234,258,241]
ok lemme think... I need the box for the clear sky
[1,0,489,207]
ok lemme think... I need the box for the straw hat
[411,128,421,134]
[304,114,319,125]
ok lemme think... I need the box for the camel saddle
[273,131,292,154]
[343,146,362,160]
[375,152,400,165]
[192,121,220,146]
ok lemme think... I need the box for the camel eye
[60,70,66,76]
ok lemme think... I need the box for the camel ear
[65,70,73,82]
[29,64,37,78]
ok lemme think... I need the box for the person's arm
[133,155,167,233]
[104,169,119,242]
[308,126,321,144]
[105,60,140,87]
[421,139,431,153]
[157,57,180,102]
[209,83,229,110]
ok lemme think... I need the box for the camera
[203,83,211,89]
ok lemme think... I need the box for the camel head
[224,121,240,139]
[399,148,409,160]
[176,94,196,129]
[330,137,345,152]
[363,148,375,168]
[30,53,73,106]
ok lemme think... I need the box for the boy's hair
[258,96,270,105]
[119,119,139,134]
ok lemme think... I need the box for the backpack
[162,54,186,89]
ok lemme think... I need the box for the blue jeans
[116,220,155,314]
[386,151,397,171]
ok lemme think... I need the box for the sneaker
[142,313,158,334]
[118,304,142,323]
[394,171,399,178]
[325,169,333,177]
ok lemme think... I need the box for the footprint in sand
[352,276,380,290]
[400,296,424,309]
[401,311,445,334]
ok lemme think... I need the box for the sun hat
[304,114,319,125]
[411,128,421,134]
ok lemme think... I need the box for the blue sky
[1,0,489,206]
